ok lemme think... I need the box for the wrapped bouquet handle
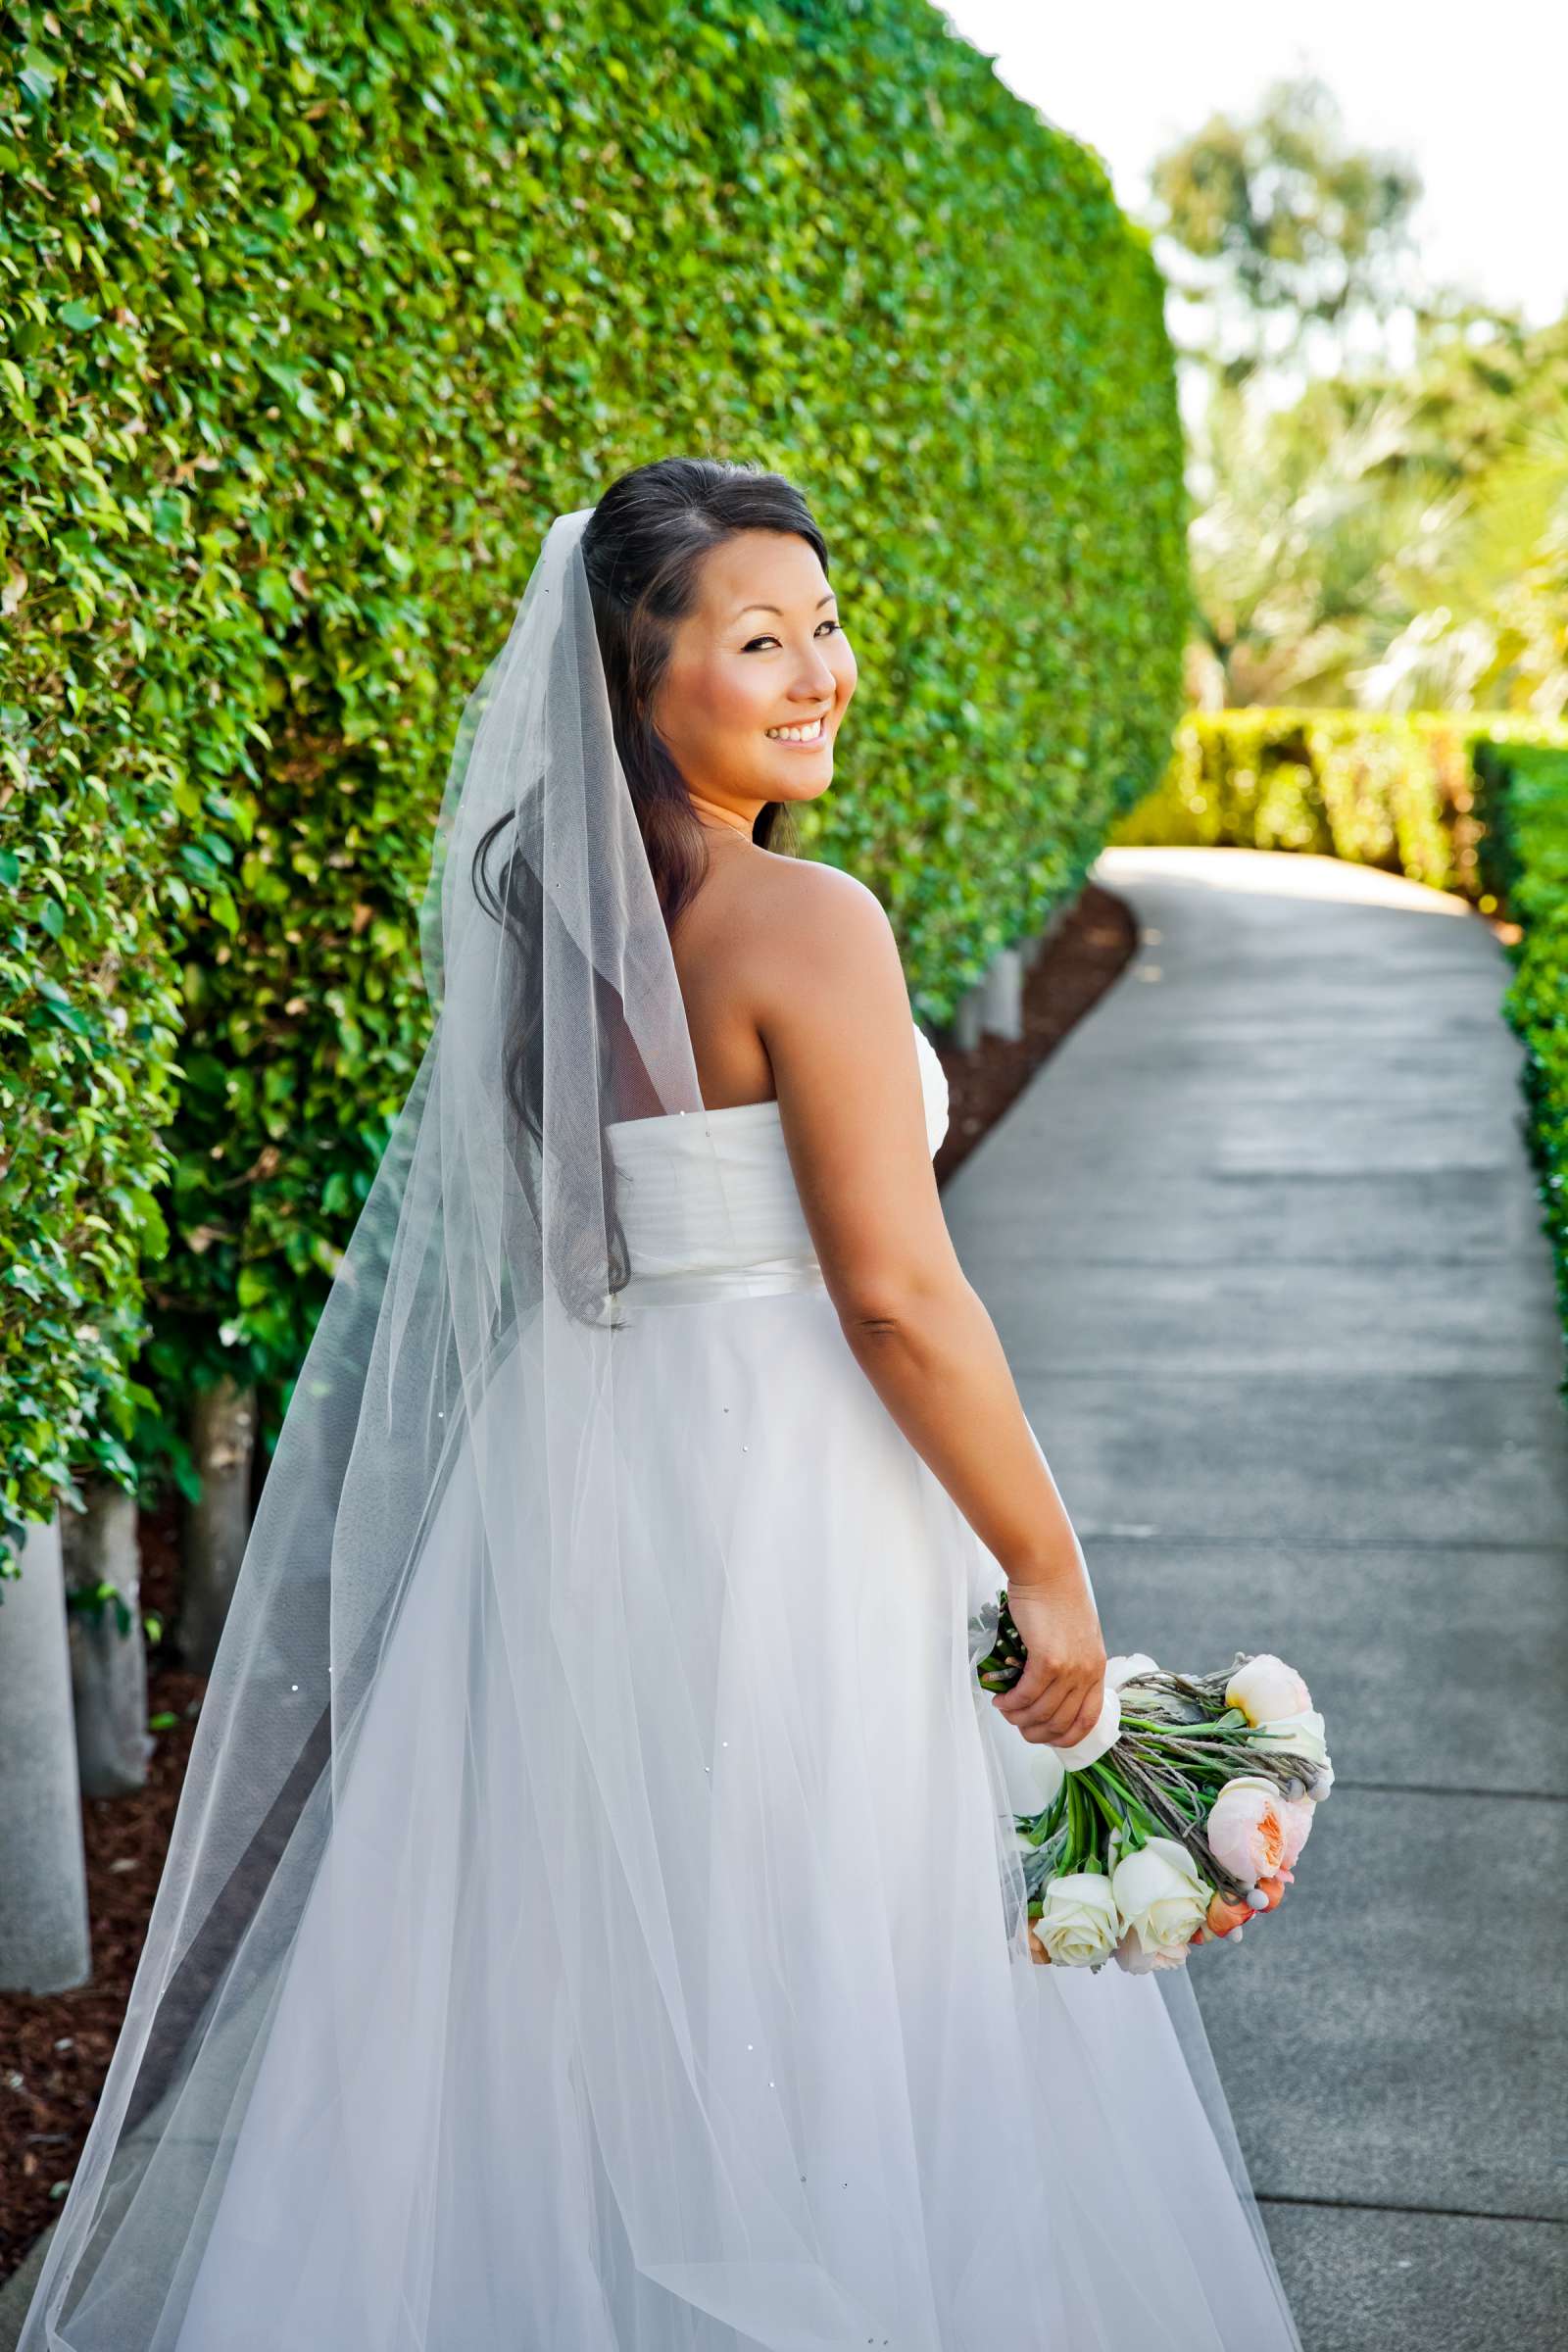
[972,1591,1333,1974]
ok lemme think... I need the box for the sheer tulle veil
[20,504,1298,2350]
[20,507,716,2343]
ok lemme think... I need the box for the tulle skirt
[104,1283,1299,2351]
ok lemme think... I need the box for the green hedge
[1,0,1187,1531]
[1473,742,1568,1391]
[0,701,181,1574]
[1111,709,1568,899]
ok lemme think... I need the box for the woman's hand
[992,1575,1107,1748]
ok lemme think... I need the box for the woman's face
[652,528,857,830]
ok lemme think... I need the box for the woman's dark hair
[470,457,830,1320]
[580,455,828,922]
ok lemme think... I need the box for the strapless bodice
[604,1021,950,1314]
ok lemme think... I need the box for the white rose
[1250,1705,1329,1768]
[1036,1873,1120,1967]
[1054,1683,1122,1771]
[1226,1654,1312,1725]
[1110,1836,1208,1957]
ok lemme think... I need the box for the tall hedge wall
[1,0,1187,1549]
[0,700,181,1571]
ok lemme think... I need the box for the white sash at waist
[610,1253,829,1317]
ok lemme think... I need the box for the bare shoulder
[721,850,954,1321]
[729,852,906,1017]
[668,846,906,1109]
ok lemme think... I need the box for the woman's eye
[744,619,843,652]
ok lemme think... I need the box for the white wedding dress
[95,1020,1299,2352]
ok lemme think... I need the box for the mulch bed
[0,873,1139,2285]
[932,877,1139,1187]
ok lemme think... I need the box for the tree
[1348,311,1568,715]
[1148,74,1424,390]
[1186,304,1568,715]
[1148,72,1568,716]
[1186,373,1465,707]
[0,1512,91,1992]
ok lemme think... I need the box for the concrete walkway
[947,845,1568,2350]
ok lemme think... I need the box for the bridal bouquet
[972,1592,1332,1973]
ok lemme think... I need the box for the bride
[21,458,1303,2349]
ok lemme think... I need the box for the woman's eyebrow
[732,592,838,618]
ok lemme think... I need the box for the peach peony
[1278,1793,1315,1870]
[1205,1775,1290,1884]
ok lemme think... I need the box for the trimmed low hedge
[1110,709,1568,899]
[2,0,1187,1550]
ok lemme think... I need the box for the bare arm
[743,864,1106,1749]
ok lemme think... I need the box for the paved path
[947,845,1568,2350]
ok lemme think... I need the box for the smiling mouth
[764,715,829,744]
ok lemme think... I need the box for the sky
[940,1,1568,332]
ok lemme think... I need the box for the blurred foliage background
[1143,70,1568,722]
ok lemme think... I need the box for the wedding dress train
[48,1020,1300,2352]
